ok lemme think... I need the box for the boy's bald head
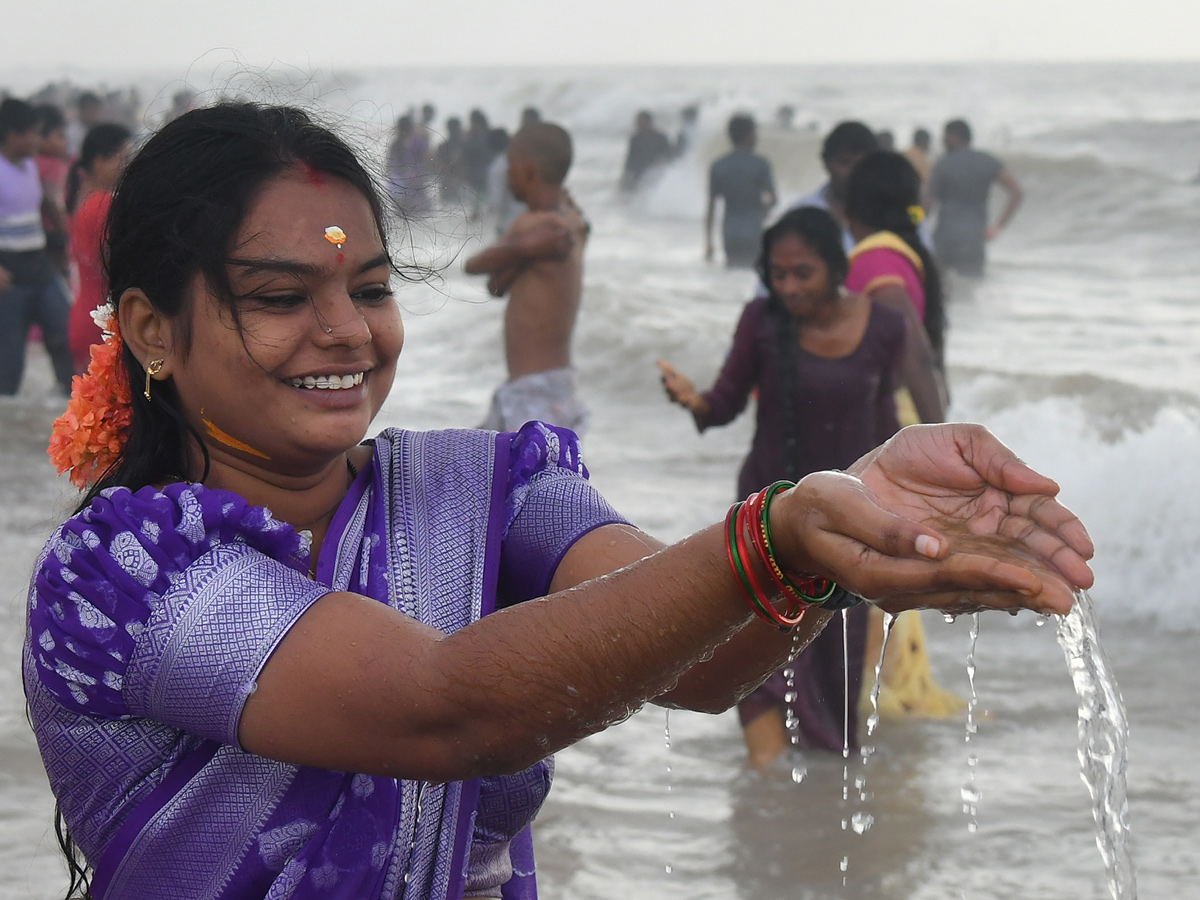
[510,122,573,186]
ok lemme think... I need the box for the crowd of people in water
[2,81,1083,900]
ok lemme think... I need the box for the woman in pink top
[67,123,130,371]
[844,150,946,423]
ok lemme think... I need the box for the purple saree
[24,423,625,900]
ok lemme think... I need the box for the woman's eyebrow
[226,253,391,277]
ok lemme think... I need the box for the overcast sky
[4,0,1199,72]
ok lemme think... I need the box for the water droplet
[966,821,978,834]
[841,817,848,830]
[665,864,673,875]
[566,685,579,697]
[1037,612,1050,627]
[960,784,981,804]
[851,812,874,834]
[839,856,848,872]
[943,612,956,623]
[854,776,866,790]
[791,766,807,784]
[784,691,798,703]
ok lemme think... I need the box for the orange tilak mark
[200,412,271,459]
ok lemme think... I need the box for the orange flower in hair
[48,306,133,490]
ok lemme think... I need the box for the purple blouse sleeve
[697,299,765,431]
[27,483,329,745]
[497,421,629,605]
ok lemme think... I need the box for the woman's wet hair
[844,149,945,363]
[80,102,398,510]
[36,103,66,138]
[755,205,848,295]
[754,205,849,482]
[820,120,878,163]
[66,123,132,212]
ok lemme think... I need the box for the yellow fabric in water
[861,608,967,720]
[867,391,965,719]
[894,387,920,428]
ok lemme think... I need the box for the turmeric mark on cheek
[200,410,272,459]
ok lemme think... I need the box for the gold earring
[144,359,164,401]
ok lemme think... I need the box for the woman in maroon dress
[658,206,941,767]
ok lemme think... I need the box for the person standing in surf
[844,149,948,415]
[927,119,1023,277]
[466,122,591,434]
[658,206,944,766]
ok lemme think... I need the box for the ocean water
[2,62,1199,898]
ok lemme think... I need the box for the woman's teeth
[289,373,364,390]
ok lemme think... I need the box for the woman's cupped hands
[770,424,1095,617]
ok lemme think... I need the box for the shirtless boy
[465,122,590,434]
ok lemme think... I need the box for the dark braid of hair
[54,806,92,899]
[753,206,850,481]
[887,215,945,367]
[765,295,803,482]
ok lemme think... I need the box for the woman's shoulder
[374,423,585,477]
[736,295,773,332]
[29,483,311,719]
[849,232,924,276]
[70,190,112,237]
[46,482,309,588]
[371,424,588,508]
[865,300,908,351]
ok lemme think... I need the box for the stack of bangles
[724,480,864,632]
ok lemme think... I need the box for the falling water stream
[1057,591,1138,900]
[961,613,981,834]
[663,709,673,876]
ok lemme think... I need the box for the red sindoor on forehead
[337,252,345,264]
[301,162,325,186]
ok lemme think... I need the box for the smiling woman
[23,103,1094,900]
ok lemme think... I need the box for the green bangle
[759,480,838,605]
[725,501,776,623]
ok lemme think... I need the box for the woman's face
[168,168,402,477]
[767,231,836,318]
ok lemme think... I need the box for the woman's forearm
[242,522,769,781]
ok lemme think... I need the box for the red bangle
[727,492,805,630]
[724,501,782,627]
[751,482,838,605]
